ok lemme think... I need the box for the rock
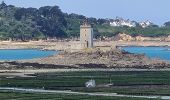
[114,33,164,41]
[164,35,170,42]
[135,36,145,41]
[114,33,134,41]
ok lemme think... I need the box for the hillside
[0,2,170,41]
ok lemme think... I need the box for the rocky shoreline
[0,48,169,70]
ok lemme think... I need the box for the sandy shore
[0,40,170,50]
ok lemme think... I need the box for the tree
[97,19,109,25]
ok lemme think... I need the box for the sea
[122,46,170,61]
[0,49,57,60]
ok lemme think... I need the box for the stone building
[80,21,93,48]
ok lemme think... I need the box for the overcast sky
[3,0,170,25]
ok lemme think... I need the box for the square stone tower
[80,21,93,48]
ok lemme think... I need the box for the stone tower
[80,21,93,48]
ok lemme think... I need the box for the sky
[3,0,170,25]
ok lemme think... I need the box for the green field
[0,92,159,100]
[0,71,170,99]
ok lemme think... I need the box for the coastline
[0,40,169,71]
[2,68,170,73]
[1,40,170,50]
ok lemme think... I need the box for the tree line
[0,2,170,41]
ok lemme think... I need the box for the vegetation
[1,71,170,96]
[0,1,170,41]
[0,92,159,100]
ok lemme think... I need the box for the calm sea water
[122,46,170,60]
[0,49,57,60]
